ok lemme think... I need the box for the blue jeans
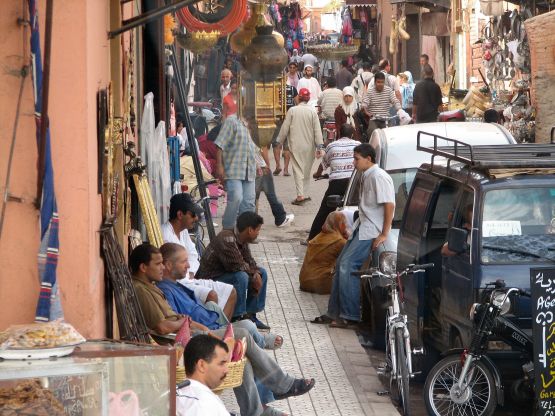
[223,179,255,229]
[214,268,268,318]
[256,172,286,226]
[327,227,373,322]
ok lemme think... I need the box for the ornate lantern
[240,23,288,84]
[231,3,284,54]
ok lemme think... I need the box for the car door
[397,172,442,345]
[440,189,475,348]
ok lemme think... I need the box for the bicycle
[355,252,433,416]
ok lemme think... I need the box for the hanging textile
[28,0,63,322]
[167,136,181,191]
[145,121,171,225]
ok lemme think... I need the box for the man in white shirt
[177,335,231,416]
[315,143,395,328]
[162,193,237,320]
[297,65,321,108]
[220,69,232,100]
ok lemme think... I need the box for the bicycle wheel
[393,327,411,415]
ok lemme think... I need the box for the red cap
[298,88,310,99]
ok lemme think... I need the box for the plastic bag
[109,390,140,416]
[146,121,172,225]
[397,109,412,126]
[0,320,86,349]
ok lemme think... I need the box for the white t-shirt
[358,165,395,240]
[161,222,200,274]
[177,379,230,416]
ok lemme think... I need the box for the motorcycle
[424,280,533,416]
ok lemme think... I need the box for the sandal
[274,378,316,401]
[310,315,332,324]
[263,333,284,350]
[283,172,291,176]
[291,197,311,206]
[329,319,360,330]
[273,168,282,176]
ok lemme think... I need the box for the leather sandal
[273,378,316,400]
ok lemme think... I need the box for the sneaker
[250,314,271,331]
[277,213,295,227]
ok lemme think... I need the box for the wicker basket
[306,45,358,61]
[213,357,247,392]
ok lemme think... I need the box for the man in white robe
[277,88,324,204]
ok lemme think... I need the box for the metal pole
[108,0,200,39]
[169,45,216,241]
[36,0,53,207]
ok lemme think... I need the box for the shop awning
[346,0,377,7]
[390,0,451,9]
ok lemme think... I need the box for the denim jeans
[223,179,255,229]
[193,327,293,416]
[327,226,374,322]
[214,268,268,318]
[256,172,286,226]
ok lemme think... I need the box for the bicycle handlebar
[352,263,434,277]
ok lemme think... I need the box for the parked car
[396,137,555,375]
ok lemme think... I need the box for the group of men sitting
[130,193,314,416]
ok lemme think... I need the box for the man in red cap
[276,88,324,205]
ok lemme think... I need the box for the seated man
[299,212,348,294]
[158,242,282,350]
[130,244,315,416]
[196,212,270,330]
[177,335,231,416]
[161,193,237,321]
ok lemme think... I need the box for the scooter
[424,280,533,416]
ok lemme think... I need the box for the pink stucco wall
[0,0,110,337]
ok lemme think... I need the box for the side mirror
[326,195,343,208]
[446,227,468,254]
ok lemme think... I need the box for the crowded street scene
[1,0,555,415]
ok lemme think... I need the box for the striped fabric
[361,85,401,119]
[29,0,63,322]
[321,137,359,180]
[317,88,344,120]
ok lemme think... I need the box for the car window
[345,171,362,206]
[481,187,555,264]
[403,183,435,236]
[391,169,417,226]
[429,181,459,230]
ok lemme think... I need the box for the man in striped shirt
[361,71,401,139]
[317,77,344,121]
[308,124,359,240]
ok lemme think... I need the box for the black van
[395,134,555,366]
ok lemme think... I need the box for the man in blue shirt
[157,243,282,350]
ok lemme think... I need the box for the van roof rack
[416,131,555,170]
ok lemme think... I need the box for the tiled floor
[220,241,398,415]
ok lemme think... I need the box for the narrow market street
[219,160,399,416]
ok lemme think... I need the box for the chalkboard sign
[531,267,555,415]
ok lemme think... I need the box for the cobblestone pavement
[218,161,399,415]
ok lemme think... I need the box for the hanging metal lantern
[241,24,288,83]
[231,3,285,53]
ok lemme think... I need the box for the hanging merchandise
[176,0,247,35]
[148,122,172,225]
[389,17,398,54]
[132,172,164,248]
[28,0,63,322]
[164,14,177,45]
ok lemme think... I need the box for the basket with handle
[213,357,247,392]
